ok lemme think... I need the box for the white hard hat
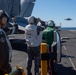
[28,16,35,24]
[48,20,55,26]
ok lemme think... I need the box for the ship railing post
[40,43,48,75]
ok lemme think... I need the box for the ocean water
[59,27,76,30]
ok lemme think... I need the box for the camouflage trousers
[26,46,40,74]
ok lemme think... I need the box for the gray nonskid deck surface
[9,34,35,74]
[10,30,76,75]
[57,30,76,75]
[11,50,35,75]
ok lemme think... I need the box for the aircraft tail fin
[20,0,36,17]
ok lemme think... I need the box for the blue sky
[32,0,76,27]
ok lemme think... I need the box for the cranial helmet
[28,16,35,24]
[48,20,55,27]
[0,10,9,23]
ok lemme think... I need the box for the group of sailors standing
[0,10,56,75]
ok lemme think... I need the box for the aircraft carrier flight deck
[10,30,76,75]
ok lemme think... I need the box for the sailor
[11,15,18,34]
[25,16,43,75]
[42,20,56,74]
[0,10,12,74]
[3,15,18,35]
[42,20,55,45]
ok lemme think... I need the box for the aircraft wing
[10,22,25,31]
[9,17,28,33]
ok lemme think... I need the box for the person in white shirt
[25,16,43,75]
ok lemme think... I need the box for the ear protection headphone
[49,20,55,27]
[51,20,55,27]
[34,17,38,25]
[0,10,9,23]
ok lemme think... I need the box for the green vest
[42,27,54,45]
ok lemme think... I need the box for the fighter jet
[64,18,72,21]
[0,0,36,32]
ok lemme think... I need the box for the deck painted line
[63,46,76,70]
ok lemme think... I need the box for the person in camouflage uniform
[0,10,12,75]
